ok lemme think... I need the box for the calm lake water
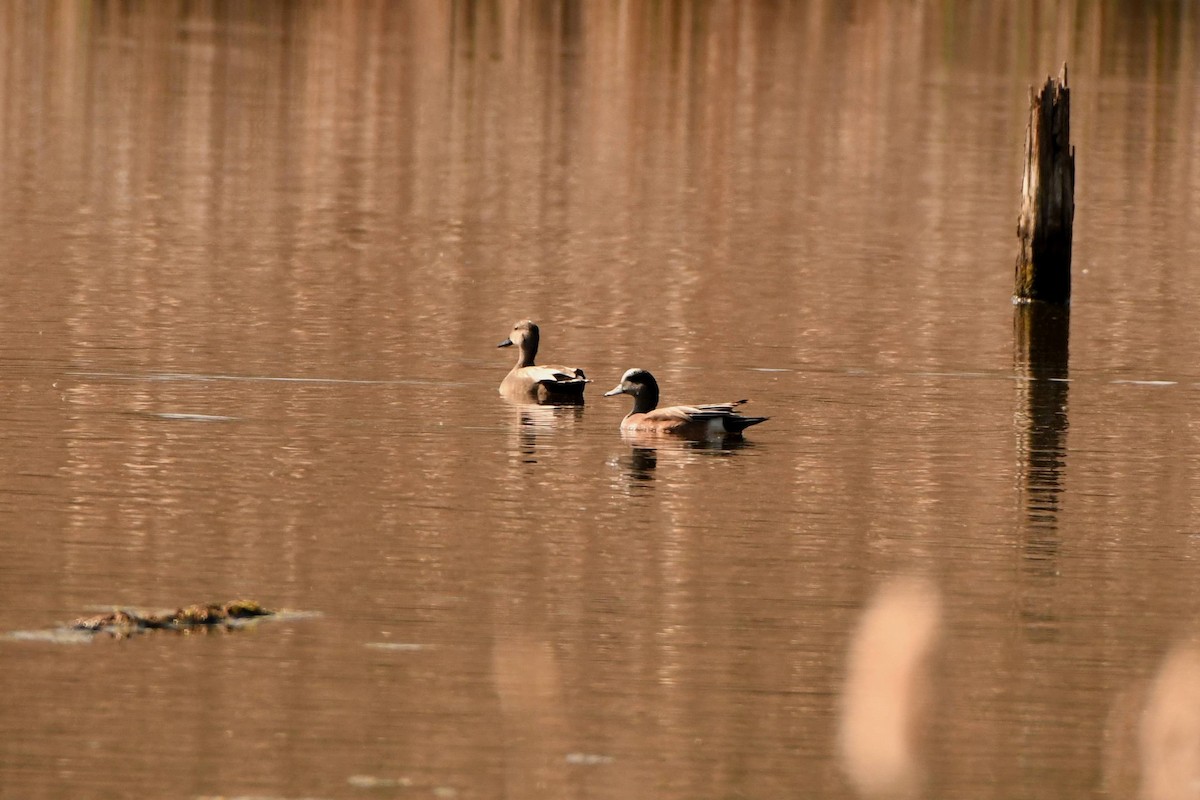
[3,2,1200,798]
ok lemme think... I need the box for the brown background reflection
[1,2,1200,798]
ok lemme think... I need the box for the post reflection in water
[838,576,942,800]
[1013,304,1070,640]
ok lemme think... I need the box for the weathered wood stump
[1014,64,1075,305]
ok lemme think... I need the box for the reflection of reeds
[492,635,572,798]
[1105,641,1200,800]
[839,577,942,800]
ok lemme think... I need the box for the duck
[603,368,769,435]
[497,320,589,403]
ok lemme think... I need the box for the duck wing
[647,400,748,422]
[527,365,590,386]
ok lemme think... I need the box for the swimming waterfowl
[603,368,769,435]
[497,320,589,403]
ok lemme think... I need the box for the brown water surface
[3,2,1200,799]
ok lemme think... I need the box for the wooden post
[1014,64,1075,305]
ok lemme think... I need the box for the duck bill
[497,338,514,348]
[603,386,625,397]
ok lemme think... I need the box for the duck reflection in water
[616,431,753,484]
[501,398,584,463]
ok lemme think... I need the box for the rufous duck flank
[604,368,769,435]
[497,320,589,403]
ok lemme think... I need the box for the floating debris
[71,600,274,637]
[3,600,312,643]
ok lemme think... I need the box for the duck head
[498,320,540,366]
[604,368,660,412]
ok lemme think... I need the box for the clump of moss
[72,609,139,632]
[70,600,275,636]
[221,599,271,619]
[160,604,221,627]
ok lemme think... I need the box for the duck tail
[727,415,769,433]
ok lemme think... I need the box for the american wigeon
[603,368,769,435]
[497,320,589,403]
